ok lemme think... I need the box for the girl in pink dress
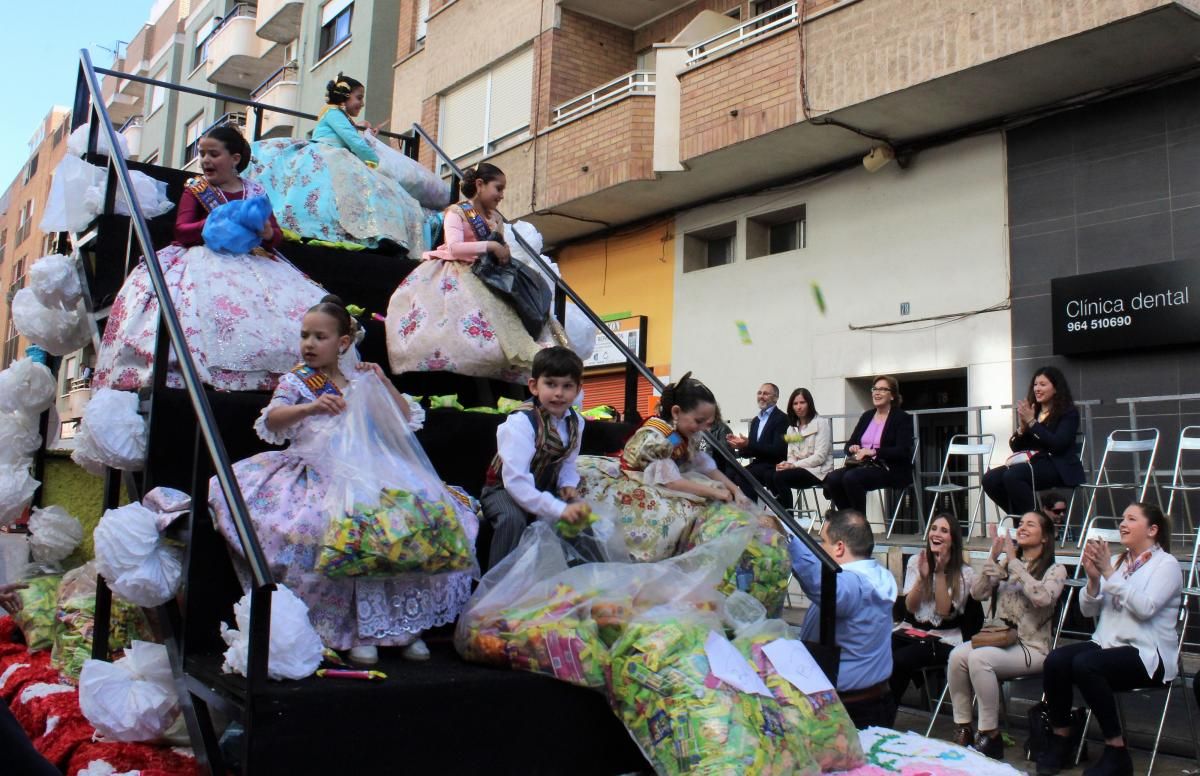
[385,163,566,382]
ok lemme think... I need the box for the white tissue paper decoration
[39,155,106,233]
[0,463,38,528]
[79,641,180,742]
[565,303,597,361]
[0,357,56,415]
[10,288,90,356]
[29,254,83,307]
[221,585,323,681]
[41,155,174,235]
[67,123,131,159]
[72,389,147,474]
[94,501,183,608]
[28,504,84,564]
[0,411,42,465]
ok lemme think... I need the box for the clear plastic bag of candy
[50,562,153,682]
[733,618,865,772]
[304,372,477,578]
[454,520,753,689]
[11,573,64,650]
[607,603,818,775]
[681,503,792,617]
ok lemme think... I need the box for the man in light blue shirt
[789,509,898,729]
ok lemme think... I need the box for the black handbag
[1024,701,1088,762]
[471,231,552,338]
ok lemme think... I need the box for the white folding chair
[1164,425,1200,543]
[1063,429,1161,547]
[884,438,923,538]
[923,434,995,540]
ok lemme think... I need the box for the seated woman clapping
[947,510,1066,760]
[890,513,975,707]
[1035,503,1182,776]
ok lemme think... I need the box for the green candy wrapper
[734,620,865,772]
[555,504,595,539]
[607,611,818,775]
[315,487,475,578]
[11,574,63,651]
[683,504,791,618]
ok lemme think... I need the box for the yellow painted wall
[555,218,675,375]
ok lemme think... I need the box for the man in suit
[726,383,791,507]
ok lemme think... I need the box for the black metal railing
[75,49,275,772]
[93,66,419,157]
[410,123,842,643]
[251,62,299,100]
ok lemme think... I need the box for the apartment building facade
[101,0,400,170]
[0,108,73,370]
[394,0,1200,467]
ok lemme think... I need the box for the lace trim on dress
[354,572,474,639]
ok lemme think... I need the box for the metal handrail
[77,48,273,590]
[410,122,843,645]
[94,66,415,149]
[686,1,798,65]
[251,62,299,99]
[552,71,656,124]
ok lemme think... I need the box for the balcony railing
[250,62,299,100]
[685,1,799,66]
[184,111,247,164]
[196,3,257,69]
[552,71,656,125]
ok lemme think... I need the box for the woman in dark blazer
[823,375,914,514]
[983,366,1085,516]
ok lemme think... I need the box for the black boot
[1036,732,1072,776]
[971,731,1005,760]
[1082,744,1133,776]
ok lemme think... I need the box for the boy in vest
[481,346,591,569]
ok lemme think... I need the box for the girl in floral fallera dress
[385,163,567,382]
[210,296,478,664]
[249,74,430,252]
[575,373,754,562]
[94,126,325,391]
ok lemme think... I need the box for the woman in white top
[1036,502,1183,776]
[890,513,976,705]
[769,387,833,508]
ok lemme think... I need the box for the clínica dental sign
[1051,258,1200,356]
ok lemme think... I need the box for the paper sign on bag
[762,638,835,695]
[704,630,772,697]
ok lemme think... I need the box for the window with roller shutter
[438,48,534,169]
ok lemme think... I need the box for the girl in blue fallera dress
[249,74,433,253]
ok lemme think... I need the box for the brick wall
[548,10,636,109]
[543,95,655,208]
[418,97,438,169]
[397,0,419,59]
[678,30,798,161]
[804,0,1173,113]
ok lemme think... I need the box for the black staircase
[69,48,842,775]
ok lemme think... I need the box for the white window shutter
[440,74,488,160]
[321,0,355,25]
[487,48,533,143]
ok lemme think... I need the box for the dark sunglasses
[1049,506,1067,515]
